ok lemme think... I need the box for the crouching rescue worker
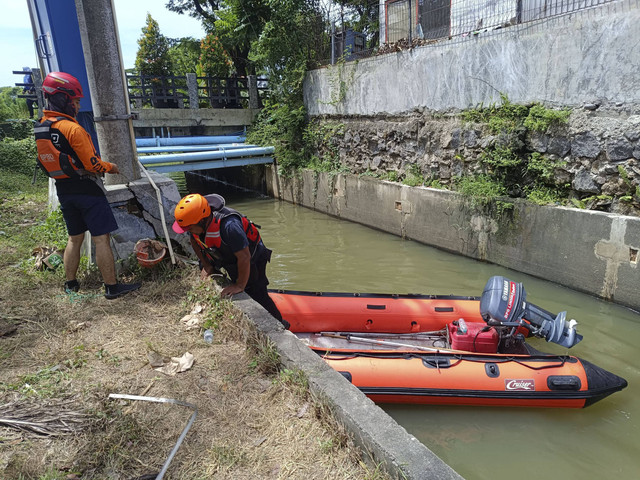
[172,193,287,328]
[35,71,140,299]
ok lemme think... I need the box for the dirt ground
[0,195,387,479]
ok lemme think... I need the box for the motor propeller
[479,276,583,348]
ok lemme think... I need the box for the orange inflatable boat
[270,276,627,408]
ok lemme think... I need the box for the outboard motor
[479,276,583,348]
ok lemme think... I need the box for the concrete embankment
[266,168,640,313]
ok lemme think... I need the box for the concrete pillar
[187,73,199,109]
[248,75,259,109]
[73,0,140,184]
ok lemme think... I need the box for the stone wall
[311,108,640,216]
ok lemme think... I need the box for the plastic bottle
[457,318,468,335]
[203,329,214,344]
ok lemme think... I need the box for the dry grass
[0,196,388,480]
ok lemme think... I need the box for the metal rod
[108,393,197,480]
[320,332,463,353]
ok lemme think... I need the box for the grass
[0,170,388,480]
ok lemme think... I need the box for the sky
[0,0,207,88]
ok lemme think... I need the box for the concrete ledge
[233,293,463,480]
[132,108,260,128]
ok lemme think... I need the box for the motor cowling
[479,276,583,348]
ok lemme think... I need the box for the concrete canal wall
[266,168,640,312]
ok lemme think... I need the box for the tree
[250,0,325,103]
[0,87,29,122]
[168,37,202,76]
[198,34,233,77]
[166,0,270,77]
[135,14,172,77]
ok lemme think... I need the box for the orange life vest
[202,208,261,249]
[34,117,89,179]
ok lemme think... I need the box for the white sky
[0,0,207,88]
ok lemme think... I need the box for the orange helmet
[172,194,211,233]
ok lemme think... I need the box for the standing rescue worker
[172,193,287,327]
[35,71,140,299]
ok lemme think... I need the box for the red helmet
[42,72,84,99]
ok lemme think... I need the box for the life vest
[34,117,89,179]
[204,208,261,249]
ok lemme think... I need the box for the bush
[0,136,37,176]
[246,102,308,175]
[0,119,34,140]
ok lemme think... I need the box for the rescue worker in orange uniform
[172,193,286,327]
[35,71,140,299]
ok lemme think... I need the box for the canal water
[183,179,639,480]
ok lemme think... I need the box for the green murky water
[191,184,639,480]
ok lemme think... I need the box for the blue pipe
[137,143,249,154]
[135,135,246,147]
[150,157,274,173]
[139,146,275,165]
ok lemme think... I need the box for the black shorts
[58,193,118,237]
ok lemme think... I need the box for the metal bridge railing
[125,73,268,110]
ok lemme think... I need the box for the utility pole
[73,0,140,184]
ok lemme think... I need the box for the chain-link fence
[318,0,623,66]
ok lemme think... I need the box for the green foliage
[1,118,34,140]
[29,208,68,250]
[1,365,69,398]
[199,34,234,77]
[480,145,522,171]
[0,136,37,176]
[402,163,425,187]
[246,102,308,174]
[525,186,565,205]
[425,177,445,189]
[0,86,29,121]
[527,152,564,183]
[304,121,346,172]
[524,104,570,132]
[456,174,507,203]
[462,94,529,134]
[459,96,573,207]
[135,14,172,76]
[250,0,323,104]
[168,37,202,76]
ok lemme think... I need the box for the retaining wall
[266,167,640,312]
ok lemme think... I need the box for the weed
[524,104,570,132]
[1,365,69,398]
[425,177,446,189]
[276,368,309,396]
[29,208,68,250]
[202,296,233,330]
[456,175,507,203]
[208,444,248,469]
[402,164,424,187]
[249,335,280,375]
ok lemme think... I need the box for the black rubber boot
[104,282,141,300]
[63,279,80,293]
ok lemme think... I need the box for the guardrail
[126,73,268,110]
